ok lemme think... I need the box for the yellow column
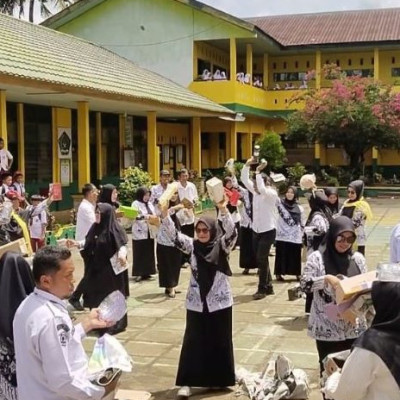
[246,44,253,77]
[119,114,126,176]
[242,132,252,160]
[230,38,237,81]
[315,50,322,90]
[52,107,72,183]
[229,122,237,160]
[17,103,25,174]
[372,147,378,159]
[374,48,380,82]
[314,141,321,167]
[193,43,198,80]
[77,102,90,188]
[147,111,158,181]
[209,133,220,168]
[191,117,201,175]
[96,112,103,180]
[263,53,269,88]
[0,90,7,146]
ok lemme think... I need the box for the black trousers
[70,251,87,301]
[252,229,276,293]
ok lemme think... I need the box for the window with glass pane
[24,104,52,184]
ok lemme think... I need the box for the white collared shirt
[327,347,399,400]
[177,181,198,226]
[240,165,278,233]
[0,148,13,171]
[75,199,96,241]
[13,288,104,400]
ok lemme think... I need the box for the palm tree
[0,0,74,23]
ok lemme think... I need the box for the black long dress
[157,210,181,288]
[82,203,129,332]
[175,216,236,388]
[0,253,35,400]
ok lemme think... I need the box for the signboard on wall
[58,128,72,159]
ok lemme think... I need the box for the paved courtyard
[72,198,398,400]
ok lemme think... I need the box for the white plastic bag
[88,333,133,375]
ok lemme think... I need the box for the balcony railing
[189,80,305,111]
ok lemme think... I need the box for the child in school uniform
[29,195,47,252]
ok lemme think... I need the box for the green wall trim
[222,103,294,119]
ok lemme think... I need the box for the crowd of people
[1,152,400,400]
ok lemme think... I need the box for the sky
[199,0,400,17]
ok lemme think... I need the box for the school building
[43,1,400,175]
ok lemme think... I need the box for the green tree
[0,0,74,23]
[118,166,153,206]
[257,131,286,170]
[286,72,400,170]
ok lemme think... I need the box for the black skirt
[274,240,302,276]
[239,226,257,269]
[157,243,181,288]
[176,307,235,387]
[132,238,156,277]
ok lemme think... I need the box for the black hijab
[0,252,35,342]
[320,215,359,276]
[193,216,232,303]
[83,203,128,262]
[342,180,364,219]
[324,187,339,214]
[136,186,153,215]
[306,190,333,225]
[281,186,301,225]
[353,281,400,388]
[98,184,119,209]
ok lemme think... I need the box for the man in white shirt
[69,183,98,311]
[13,246,116,400]
[241,159,278,300]
[0,138,13,173]
[177,168,198,268]
[150,169,171,205]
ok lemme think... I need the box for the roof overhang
[0,74,234,118]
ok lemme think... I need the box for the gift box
[335,270,377,304]
[206,177,224,203]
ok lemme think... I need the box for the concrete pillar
[191,117,202,175]
[77,102,90,188]
[246,44,253,78]
[242,132,252,160]
[374,48,380,82]
[263,53,269,88]
[147,111,158,181]
[316,51,322,90]
[230,38,237,81]
[96,112,103,180]
[0,90,7,147]
[17,103,24,174]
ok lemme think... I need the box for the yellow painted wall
[379,50,400,85]
[377,149,400,165]
[324,148,373,166]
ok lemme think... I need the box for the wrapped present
[158,182,179,209]
[335,270,377,304]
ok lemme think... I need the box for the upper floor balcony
[189,79,304,114]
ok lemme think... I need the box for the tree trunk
[28,0,34,22]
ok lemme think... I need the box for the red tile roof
[247,8,400,47]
